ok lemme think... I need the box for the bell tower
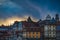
[46,14,51,20]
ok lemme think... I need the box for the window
[29,32,32,38]
[50,32,53,37]
[51,26,53,30]
[49,39,52,40]
[44,25,49,37]
[31,32,33,38]
[45,31,48,34]
[44,26,49,31]
[24,28,26,31]
[48,27,50,32]
[37,32,40,38]
[53,26,56,30]
[44,31,48,37]
[33,32,36,38]
[53,31,56,34]
[18,22,22,30]
[53,34,56,37]
[23,32,26,38]
[27,32,29,38]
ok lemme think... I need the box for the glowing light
[0,16,26,26]
[0,16,38,26]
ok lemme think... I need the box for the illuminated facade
[44,25,56,40]
[42,14,60,40]
[43,15,56,40]
[22,17,41,40]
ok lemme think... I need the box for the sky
[0,0,60,26]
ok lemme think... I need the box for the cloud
[10,0,41,19]
[0,0,60,25]
[0,16,26,26]
[0,1,23,18]
[26,0,60,19]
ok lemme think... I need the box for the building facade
[22,14,60,40]
[0,14,60,40]
[22,17,41,40]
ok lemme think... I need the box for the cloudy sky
[0,0,60,26]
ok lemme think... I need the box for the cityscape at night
[0,14,60,40]
[0,0,60,40]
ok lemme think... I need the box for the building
[0,14,60,40]
[42,15,56,40]
[22,14,60,40]
[0,21,23,40]
[22,17,41,40]
[40,14,60,40]
[56,21,60,40]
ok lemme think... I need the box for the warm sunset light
[0,16,38,26]
[0,16,26,26]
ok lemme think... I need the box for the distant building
[12,21,22,31]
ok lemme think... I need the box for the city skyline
[0,13,59,26]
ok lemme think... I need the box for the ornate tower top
[46,14,51,20]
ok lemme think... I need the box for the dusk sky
[0,0,60,26]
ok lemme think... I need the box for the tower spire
[27,16,32,22]
[46,14,51,20]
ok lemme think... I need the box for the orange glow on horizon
[0,16,26,26]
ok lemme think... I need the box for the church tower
[46,14,51,20]
[55,14,59,22]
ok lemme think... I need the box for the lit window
[45,34,48,37]
[53,34,56,37]
[23,32,26,38]
[44,26,49,31]
[31,32,33,38]
[27,32,29,38]
[44,31,48,37]
[45,31,48,34]
[51,32,54,37]
[51,26,54,31]
[49,39,52,40]
[29,32,31,38]
[53,26,56,30]
[37,32,40,38]
[33,32,36,38]
[49,26,51,30]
